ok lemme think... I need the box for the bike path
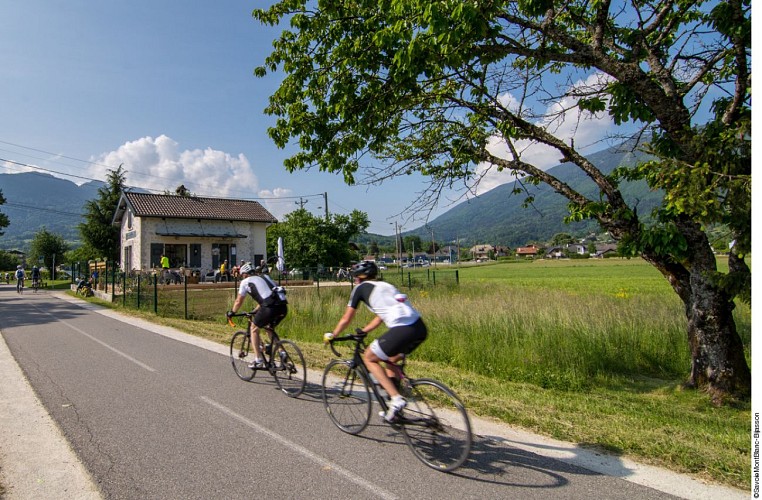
[0,287,746,499]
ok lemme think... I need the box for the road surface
[0,285,745,499]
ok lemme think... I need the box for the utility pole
[323,192,329,219]
[431,228,436,268]
[295,197,309,209]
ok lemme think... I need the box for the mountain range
[0,172,104,251]
[362,142,660,248]
[0,141,659,252]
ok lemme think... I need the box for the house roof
[516,245,539,254]
[113,191,278,225]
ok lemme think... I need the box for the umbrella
[277,237,285,273]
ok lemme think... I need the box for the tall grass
[281,259,725,390]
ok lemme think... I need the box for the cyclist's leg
[249,323,263,361]
[364,320,427,399]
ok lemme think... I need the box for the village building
[112,191,277,277]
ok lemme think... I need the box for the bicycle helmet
[239,263,254,275]
[350,260,378,279]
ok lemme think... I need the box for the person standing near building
[160,253,170,283]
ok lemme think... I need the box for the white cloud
[257,187,295,220]
[85,135,301,221]
[475,72,617,194]
[90,135,260,198]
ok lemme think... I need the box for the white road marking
[200,395,398,500]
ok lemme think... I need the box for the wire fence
[70,261,459,321]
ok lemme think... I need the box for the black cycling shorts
[372,318,428,360]
[253,303,288,328]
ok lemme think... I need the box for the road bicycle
[322,329,472,472]
[227,311,306,398]
[31,278,41,293]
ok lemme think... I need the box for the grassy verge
[68,258,751,489]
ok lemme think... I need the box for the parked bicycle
[335,267,351,281]
[322,328,472,472]
[227,311,306,398]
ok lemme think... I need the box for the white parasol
[277,237,286,273]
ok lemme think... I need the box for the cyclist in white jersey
[227,263,288,368]
[327,260,427,421]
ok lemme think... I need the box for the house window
[165,244,187,268]
[123,246,132,272]
[150,243,163,268]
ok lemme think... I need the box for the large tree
[254,0,751,402]
[78,166,126,262]
[29,227,69,272]
[266,208,370,269]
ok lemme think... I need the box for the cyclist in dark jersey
[326,260,428,421]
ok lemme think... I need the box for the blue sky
[0,1,672,237]
[0,1,456,235]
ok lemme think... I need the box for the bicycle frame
[228,312,280,370]
[324,328,473,472]
[227,311,306,398]
[327,329,410,419]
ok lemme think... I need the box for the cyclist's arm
[230,293,247,314]
[331,305,357,336]
[361,316,383,334]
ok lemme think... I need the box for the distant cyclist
[14,265,25,294]
[31,266,41,286]
[326,260,428,422]
[226,263,288,368]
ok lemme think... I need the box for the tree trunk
[642,220,751,404]
[684,272,750,403]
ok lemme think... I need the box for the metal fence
[70,261,459,321]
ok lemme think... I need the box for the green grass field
[75,257,751,489]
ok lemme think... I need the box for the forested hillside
[362,142,659,248]
[0,172,103,250]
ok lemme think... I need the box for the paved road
[0,285,746,499]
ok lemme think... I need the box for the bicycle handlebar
[226,309,259,327]
[326,328,367,357]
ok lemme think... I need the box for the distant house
[592,242,619,258]
[544,246,565,259]
[494,245,512,258]
[112,191,277,275]
[568,243,587,255]
[470,244,494,260]
[515,245,540,258]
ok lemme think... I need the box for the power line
[4,202,83,219]
[0,156,325,204]
[0,139,324,203]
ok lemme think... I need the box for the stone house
[112,191,277,276]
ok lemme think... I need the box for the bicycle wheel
[272,339,306,397]
[399,378,472,472]
[230,331,257,381]
[321,360,372,435]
